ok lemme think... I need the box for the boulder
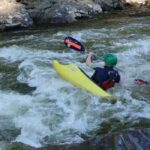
[0,0,125,26]
[0,0,32,31]
[18,0,103,24]
[93,0,124,11]
[125,0,150,6]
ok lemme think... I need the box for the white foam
[0,45,75,63]
[14,110,51,148]
[0,91,32,117]
[0,26,150,148]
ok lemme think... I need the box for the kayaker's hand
[88,52,95,56]
[88,52,97,61]
[86,52,96,68]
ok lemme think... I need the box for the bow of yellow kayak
[52,60,117,101]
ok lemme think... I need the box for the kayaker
[135,79,149,86]
[86,52,120,90]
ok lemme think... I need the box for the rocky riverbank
[0,0,150,31]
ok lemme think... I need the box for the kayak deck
[52,60,116,101]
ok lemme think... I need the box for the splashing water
[0,16,150,148]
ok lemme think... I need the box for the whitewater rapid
[0,17,150,148]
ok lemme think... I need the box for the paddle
[64,36,85,52]
[64,36,97,61]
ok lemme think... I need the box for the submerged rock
[90,128,150,149]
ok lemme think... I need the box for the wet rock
[90,128,150,150]
[15,0,150,25]
[17,0,125,24]
[0,0,150,28]
[125,0,150,6]
[50,1,103,24]
[18,0,103,24]
[0,0,33,31]
[94,0,124,11]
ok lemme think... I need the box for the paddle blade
[64,36,85,52]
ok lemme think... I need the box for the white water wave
[0,45,75,63]
[0,24,150,148]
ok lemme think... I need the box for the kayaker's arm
[86,52,96,68]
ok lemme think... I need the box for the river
[0,14,150,149]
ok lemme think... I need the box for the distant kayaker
[135,79,149,86]
[86,52,120,91]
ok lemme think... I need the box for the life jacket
[101,79,115,90]
[101,70,118,90]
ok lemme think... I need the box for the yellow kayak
[52,60,116,101]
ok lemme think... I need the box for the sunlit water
[0,16,150,148]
